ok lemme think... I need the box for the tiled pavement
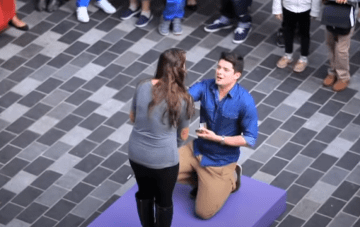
[0,0,360,226]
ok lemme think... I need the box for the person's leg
[293,9,310,72]
[153,164,179,227]
[277,7,297,68]
[323,29,337,87]
[204,0,234,32]
[332,28,354,91]
[195,162,237,219]
[231,0,252,26]
[76,0,90,7]
[120,0,140,20]
[136,0,152,27]
[130,160,156,227]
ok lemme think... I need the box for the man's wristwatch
[220,135,225,145]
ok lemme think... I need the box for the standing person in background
[1,0,29,32]
[128,48,194,227]
[159,0,186,36]
[76,0,116,23]
[120,0,153,27]
[322,0,358,91]
[273,0,321,73]
[204,0,253,44]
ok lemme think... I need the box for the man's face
[215,59,241,88]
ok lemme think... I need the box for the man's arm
[196,130,248,147]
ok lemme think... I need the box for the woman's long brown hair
[148,48,194,127]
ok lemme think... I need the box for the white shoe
[76,7,89,23]
[95,0,116,14]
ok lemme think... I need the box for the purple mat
[89,176,286,227]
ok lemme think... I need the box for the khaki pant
[177,141,237,219]
[326,28,354,81]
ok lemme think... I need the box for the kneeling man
[178,52,258,219]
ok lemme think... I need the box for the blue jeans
[77,0,99,7]
[220,0,252,27]
[163,0,186,20]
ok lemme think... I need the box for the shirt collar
[210,80,238,99]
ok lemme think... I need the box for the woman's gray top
[128,80,190,169]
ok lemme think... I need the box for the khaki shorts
[177,141,237,219]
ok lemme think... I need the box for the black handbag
[321,0,356,35]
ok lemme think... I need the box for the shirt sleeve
[239,97,258,148]
[176,101,191,147]
[188,81,204,102]
[272,0,283,15]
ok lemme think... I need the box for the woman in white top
[273,0,321,73]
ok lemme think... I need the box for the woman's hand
[275,14,283,21]
[335,0,347,3]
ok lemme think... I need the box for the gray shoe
[172,18,183,35]
[159,19,171,36]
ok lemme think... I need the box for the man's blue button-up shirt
[188,79,258,167]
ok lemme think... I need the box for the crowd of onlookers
[0,0,360,92]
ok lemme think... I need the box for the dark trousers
[130,160,179,208]
[283,7,311,56]
[220,0,252,24]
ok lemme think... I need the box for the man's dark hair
[219,52,244,74]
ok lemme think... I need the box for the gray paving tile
[17,44,44,59]
[71,196,103,219]
[346,165,360,185]
[2,171,37,194]
[29,65,57,82]
[328,212,357,227]
[52,64,81,81]
[30,170,62,191]
[17,142,48,162]
[290,198,321,220]
[48,153,82,175]
[153,37,178,52]
[323,138,353,158]
[339,124,360,142]
[42,141,72,161]
[35,184,67,208]
[90,180,122,201]
[102,29,127,43]
[305,181,337,204]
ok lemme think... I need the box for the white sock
[141,10,151,18]
[285,53,293,60]
[300,56,308,63]
[129,2,138,11]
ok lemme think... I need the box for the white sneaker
[76,7,89,23]
[95,0,116,14]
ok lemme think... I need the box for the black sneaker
[276,29,285,48]
[204,16,233,33]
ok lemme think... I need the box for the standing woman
[0,0,28,32]
[128,48,194,227]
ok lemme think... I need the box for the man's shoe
[189,187,198,199]
[172,18,183,35]
[233,26,251,44]
[135,14,153,27]
[76,7,89,23]
[232,164,242,193]
[293,60,307,73]
[158,19,171,36]
[95,0,116,14]
[332,79,349,92]
[120,7,140,20]
[204,16,233,32]
[276,29,285,48]
[276,55,293,68]
[323,74,336,87]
